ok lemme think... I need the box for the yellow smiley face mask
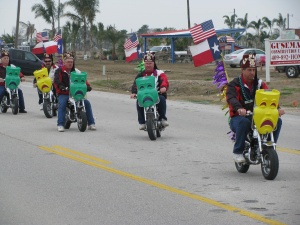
[33,68,52,93]
[253,89,280,134]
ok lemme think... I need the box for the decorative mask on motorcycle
[70,71,87,101]
[33,68,52,93]
[136,76,159,108]
[5,66,21,90]
[253,89,280,134]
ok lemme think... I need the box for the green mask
[136,76,159,107]
[70,71,87,100]
[5,66,21,90]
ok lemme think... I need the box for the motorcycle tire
[156,128,161,138]
[235,162,250,173]
[64,108,71,129]
[11,97,18,115]
[261,146,279,180]
[0,98,8,113]
[52,96,57,117]
[77,110,87,132]
[147,118,157,140]
[43,100,53,118]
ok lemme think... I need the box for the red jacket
[53,66,91,95]
[226,75,268,117]
[0,64,24,86]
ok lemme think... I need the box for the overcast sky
[1,0,299,36]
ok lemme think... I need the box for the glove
[87,86,92,92]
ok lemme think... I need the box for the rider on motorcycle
[33,53,58,110]
[226,53,285,163]
[0,50,27,113]
[53,52,96,132]
[130,52,169,130]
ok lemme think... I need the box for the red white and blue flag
[190,20,216,44]
[124,33,139,50]
[218,35,235,43]
[36,31,49,43]
[53,29,63,54]
[125,44,143,62]
[189,35,221,67]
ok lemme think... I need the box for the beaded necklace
[239,76,254,102]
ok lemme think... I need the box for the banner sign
[270,40,300,65]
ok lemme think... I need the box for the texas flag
[189,35,221,67]
[44,41,58,54]
[125,44,142,62]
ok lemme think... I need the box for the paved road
[0,82,299,225]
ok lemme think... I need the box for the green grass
[280,87,300,96]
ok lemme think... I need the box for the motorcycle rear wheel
[11,97,18,115]
[235,162,250,173]
[261,146,279,180]
[77,110,87,132]
[43,100,53,118]
[64,108,71,129]
[147,118,157,140]
[0,98,8,113]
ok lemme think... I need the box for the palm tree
[19,21,36,45]
[91,22,105,58]
[236,13,249,33]
[262,17,273,35]
[105,25,126,60]
[64,0,100,54]
[223,14,237,28]
[86,0,100,48]
[31,0,58,38]
[248,19,263,36]
[273,13,286,30]
[64,21,82,53]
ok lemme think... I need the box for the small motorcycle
[136,76,164,140]
[234,89,281,180]
[33,68,57,118]
[64,71,88,132]
[0,66,21,115]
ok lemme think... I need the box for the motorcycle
[234,89,280,180]
[136,76,164,140]
[0,66,21,115]
[64,71,88,132]
[33,68,57,118]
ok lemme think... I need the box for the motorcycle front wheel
[77,110,87,132]
[235,162,250,173]
[43,99,53,118]
[147,117,157,141]
[11,97,18,115]
[0,97,8,113]
[261,146,279,180]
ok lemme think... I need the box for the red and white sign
[269,40,300,65]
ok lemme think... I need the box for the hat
[44,53,52,60]
[1,50,9,58]
[143,52,155,62]
[241,53,257,68]
[63,52,74,60]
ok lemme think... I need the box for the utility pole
[58,0,60,32]
[233,8,236,28]
[287,13,293,29]
[187,0,191,29]
[14,0,21,48]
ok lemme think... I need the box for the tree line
[1,0,288,59]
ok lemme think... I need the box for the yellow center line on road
[277,147,300,154]
[39,145,286,225]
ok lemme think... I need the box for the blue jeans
[136,95,167,124]
[230,115,282,154]
[0,86,25,111]
[57,94,95,126]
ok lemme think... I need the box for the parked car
[7,48,43,75]
[275,65,300,78]
[224,48,265,68]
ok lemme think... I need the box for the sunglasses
[44,60,52,63]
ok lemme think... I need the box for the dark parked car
[275,65,300,78]
[7,48,43,75]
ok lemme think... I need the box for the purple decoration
[212,61,228,90]
[227,130,236,142]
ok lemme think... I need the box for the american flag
[190,20,216,44]
[53,29,62,42]
[218,36,235,43]
[124,33,139,50]
[36,31,49,43]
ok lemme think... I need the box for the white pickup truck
[148,46,187,57]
